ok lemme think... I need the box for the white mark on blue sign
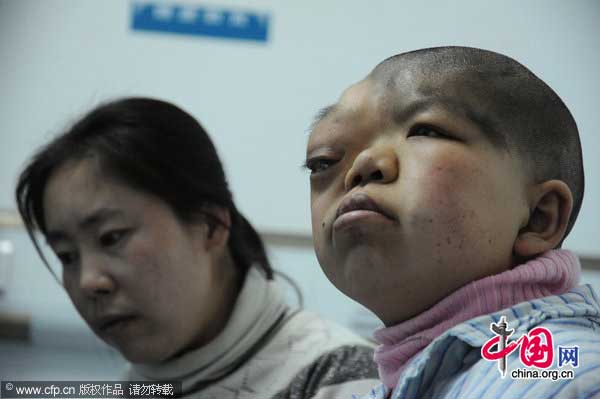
[131,1,269,42]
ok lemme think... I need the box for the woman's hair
[15,97,273,279]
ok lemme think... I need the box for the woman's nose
[79,254,116,299]
[344,145,398,191]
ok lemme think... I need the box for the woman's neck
[172,250,243,360]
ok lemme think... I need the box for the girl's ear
[513,180,573,258]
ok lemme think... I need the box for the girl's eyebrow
[308,104,337,134]
[393,96,508,150]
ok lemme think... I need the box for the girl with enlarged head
[15,98,377,399]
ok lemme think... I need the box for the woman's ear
[188,207,231,254]
[203,207,231,252]
[513,180,573,258]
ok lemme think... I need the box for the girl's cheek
[412,164,478,232]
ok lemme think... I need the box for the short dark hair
[373,46,584,241]
[16,97,273,279]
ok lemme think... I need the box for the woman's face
[42,158,229,363]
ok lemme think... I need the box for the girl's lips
[333,209,393,231]
[335,192,395,221]
[333,192,396,232]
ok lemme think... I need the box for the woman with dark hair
[15,98,377,398]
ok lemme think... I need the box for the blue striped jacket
[357,284,600,399]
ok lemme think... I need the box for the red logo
[481,316,554,377]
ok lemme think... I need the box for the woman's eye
[409,125,448,139]
[305,158,338,174]
[99,229,129,248]
[56,251,77,267]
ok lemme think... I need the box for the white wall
[1,0,600,380]
[1,0,599,255]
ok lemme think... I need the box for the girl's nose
[344,145,398,191]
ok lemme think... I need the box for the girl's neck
[373,249,580,389]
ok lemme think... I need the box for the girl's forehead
[328,72,494,126]
[309,71,512,160]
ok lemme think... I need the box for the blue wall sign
[131,2,270,43]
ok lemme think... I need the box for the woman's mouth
[96,314,138,335]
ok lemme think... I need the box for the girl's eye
[99,229,129,248]
[305,158,338,174]
[408,124,448,139]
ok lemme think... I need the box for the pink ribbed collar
[373,249,581,389]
